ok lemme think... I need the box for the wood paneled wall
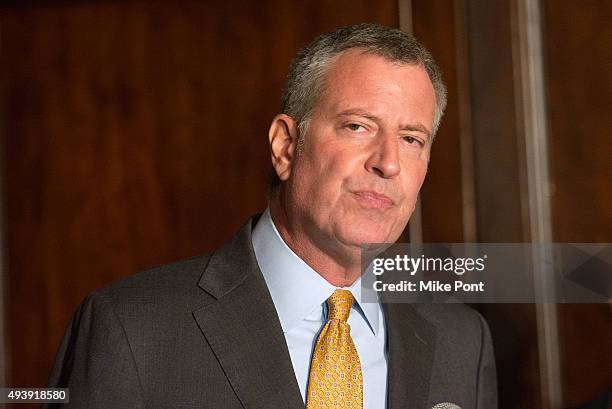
[0,0,397,388]
[542,1,612,407]
[413,1,611,408]
[412,2,542,408]
[2,1,609,407]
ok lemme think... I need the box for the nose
[365,132,401,178]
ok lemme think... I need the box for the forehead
[316,48,436,124]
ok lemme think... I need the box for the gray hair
[270,23,447,194]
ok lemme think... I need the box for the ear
[268,114,299,182]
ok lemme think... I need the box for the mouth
[352,190,394,209]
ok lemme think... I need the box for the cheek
[415,162,429,187]
[290,150,342,206]
[302,141,360,186]
[399,160,429,205]
[404,157,428,183]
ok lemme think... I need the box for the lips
[352,190,394,209]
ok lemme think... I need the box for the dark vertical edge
[0,17,8,391]
[452,0,477,243]
[397,0,412,34]
[466,0,524,243]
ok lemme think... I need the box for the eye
[402,136,424,146]
[346,123,366,132]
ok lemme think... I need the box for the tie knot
[327,289,354,322]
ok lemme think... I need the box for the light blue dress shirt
[252,209,388,409]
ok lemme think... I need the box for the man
[47,24,497,408]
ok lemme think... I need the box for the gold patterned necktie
[305,289,363,408]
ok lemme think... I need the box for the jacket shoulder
[87,253,214,316]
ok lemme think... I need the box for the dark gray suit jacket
[47,216,497,409]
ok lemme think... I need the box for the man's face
[278,49,436,255]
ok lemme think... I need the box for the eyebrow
[336,109,432,139]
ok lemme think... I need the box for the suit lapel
[193,219,304,409]
[384,302,436,409]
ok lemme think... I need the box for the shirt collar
[252,209,380,335]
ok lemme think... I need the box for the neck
[268,199,361,287]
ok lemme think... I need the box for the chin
[336,222,399,246]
